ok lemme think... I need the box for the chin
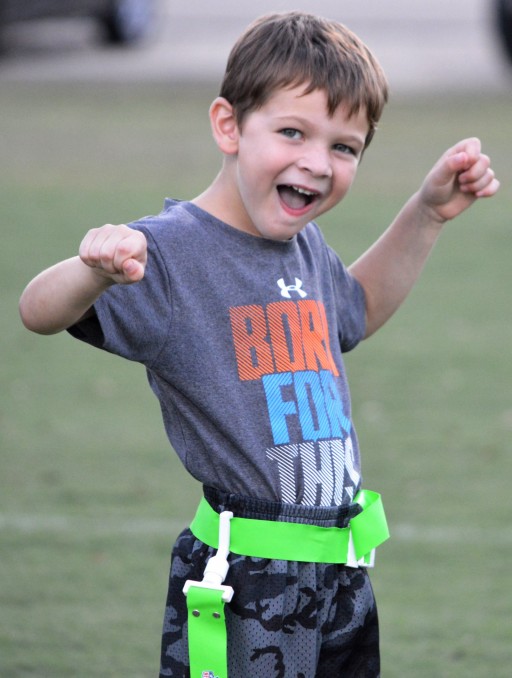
[253,222,299,241]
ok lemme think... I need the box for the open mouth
[277,184,319,211]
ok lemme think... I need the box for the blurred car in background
[0,0,155,45]
[496,0,512,64]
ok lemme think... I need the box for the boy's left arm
[349,138,500,338]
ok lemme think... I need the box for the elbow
[19,291,56,335]
[19,301,40,334]
[18,292,35,332]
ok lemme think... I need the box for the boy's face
[220,85,369,241]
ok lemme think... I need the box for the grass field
[1,81,512,677]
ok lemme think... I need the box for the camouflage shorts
[159,489,380,678]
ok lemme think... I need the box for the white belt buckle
[346,529,376,569]
[183,510,235,603]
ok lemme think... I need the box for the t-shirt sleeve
[68,226,172,367]
[326,245,367,353]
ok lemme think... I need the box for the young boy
[19,11,499,678]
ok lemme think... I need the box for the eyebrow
[337,134,366,149]
[273,114,311,125]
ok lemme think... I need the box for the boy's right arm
[19,224,147,335]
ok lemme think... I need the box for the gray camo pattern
[159,529,380,677]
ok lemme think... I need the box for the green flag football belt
[183,489,389,678]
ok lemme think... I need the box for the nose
[297,144,332,179]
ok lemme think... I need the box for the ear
[209,97,240,155]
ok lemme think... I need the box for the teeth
[291,186,315,196]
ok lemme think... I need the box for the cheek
[238,149,268,182]
[250,141,289,172]
[238,154,280,201]
[334,166,358,197]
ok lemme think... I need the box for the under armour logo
[277,277,308,299]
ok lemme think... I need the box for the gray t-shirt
[71,200,367,507]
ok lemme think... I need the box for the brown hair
[220,12,388,148]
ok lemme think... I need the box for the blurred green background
[1,81,511,676]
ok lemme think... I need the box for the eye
[279,128,302,140]
[333,142,356,156]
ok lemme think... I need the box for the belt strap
[190,488,389,564]
[185,585,229,678]
[184,510,234,678]
[184,490,389,678]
